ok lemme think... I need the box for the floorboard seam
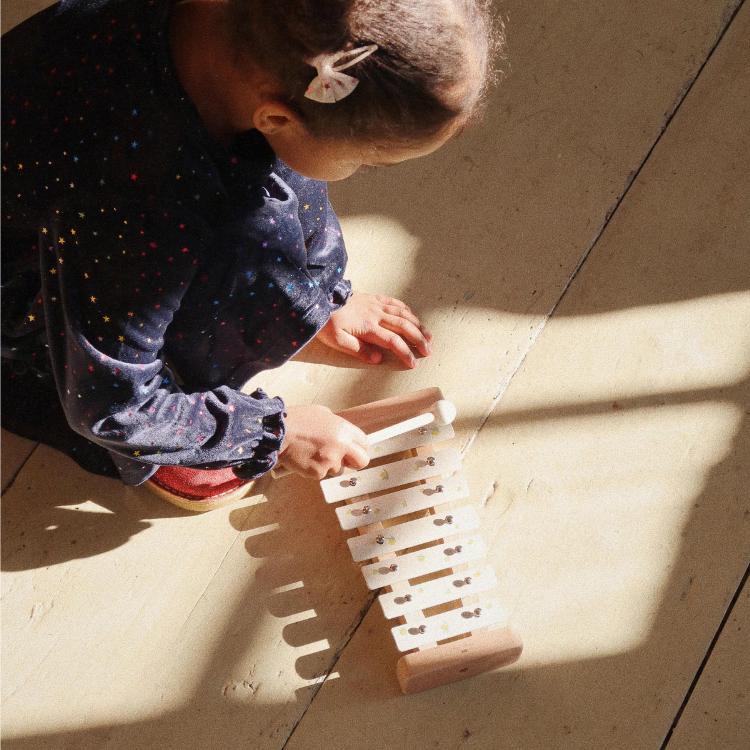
[464,0,746,457]
[280,590,378,750]
[274,6,750,739]
[544,0,745,325]
[1,442,40,495]
[660,561,750,749]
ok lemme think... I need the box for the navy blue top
[1,0,352,484]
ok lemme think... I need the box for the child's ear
[252,101,303,136]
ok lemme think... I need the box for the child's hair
[226,0,505,144]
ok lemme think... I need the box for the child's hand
[280,405,370,479]
[316,292,433,369]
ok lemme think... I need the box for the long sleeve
[305,199,353,309]
[276,163,353,310]
[41,200,286,485]
[1,0,346,486]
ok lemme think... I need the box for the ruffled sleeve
[40,199,287,485]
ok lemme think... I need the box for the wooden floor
[2,1,749,748]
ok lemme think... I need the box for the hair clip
[304,44,378,104]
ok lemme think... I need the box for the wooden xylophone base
[333,388,523,694]
[397,627,523,694]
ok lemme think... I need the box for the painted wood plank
[321,448,461,503]
[667,577,750,750]
[335,473,469,531]
[391,597,508,652]
[3,0,745,748]
[283,5,750,749]
[0,445,370,747]
[347,505,479,562]
[0,0,54,34]
[360,533,488,590]
[378,564,498,619]
[1,430,36,492]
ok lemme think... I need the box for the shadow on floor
[2,371,747,749]
[2,0,748,745]
[0,456,204,571]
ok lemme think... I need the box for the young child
[1,0,498,510]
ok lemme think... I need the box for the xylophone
[318,388,523,694]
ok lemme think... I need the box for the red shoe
[146,465,255,512]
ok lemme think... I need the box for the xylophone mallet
[273,399,456,478]
[364,399,457,446]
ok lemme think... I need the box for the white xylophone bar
[321,447,461,503]
[316,388,522,693]
[391,597,508,652]
[347,505,480,562]
[273,399,455,479]
[335,474,468,531]
[271,421,454,480]
[368,421,455,459]
[360,532,488,590]
[378,564,498,619]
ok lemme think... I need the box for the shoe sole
[146,478,255,512]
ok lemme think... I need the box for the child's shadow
[228,472,383,685]
[1,449,188,572]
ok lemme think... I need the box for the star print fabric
[1,0,352,484]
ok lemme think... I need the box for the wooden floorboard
[665,573,750,750]
[284,4,750,749]
[1,1,747,748]
[2,431,37,493]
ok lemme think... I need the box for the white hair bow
[304,44,378,104]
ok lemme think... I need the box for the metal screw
[361,504,371,514]
[418,624,427,634]
[445,514,454,524]
[454,544,463,553]
[389,563,399,572]
[435,484,444,493]
[348,477,359,486]
[376,534,385,545]
[426,456,436,467]
[404,594,412,602]
[473,607,482,617]
[464,576,472,585]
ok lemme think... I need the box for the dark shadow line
[545,0,746,325]
[281,589,379,750]
[660,560,750,749]
[468,384,744,430]
[466,0,748,461]
[1,441,40,496]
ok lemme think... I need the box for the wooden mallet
[273,399,457,478]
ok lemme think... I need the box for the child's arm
[41,202,287,480]
[279,165,353,311]
[292,176,432,368]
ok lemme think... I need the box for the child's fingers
[382,302,433,342]
[363,328,416,369]
[382,303,421,327]
[342,442,370,471]
[335,329,383,364]
[380,315,432,356]
[340,419,369,450]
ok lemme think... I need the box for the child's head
[226,0,503,180]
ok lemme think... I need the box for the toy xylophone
[319,388,522,694]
